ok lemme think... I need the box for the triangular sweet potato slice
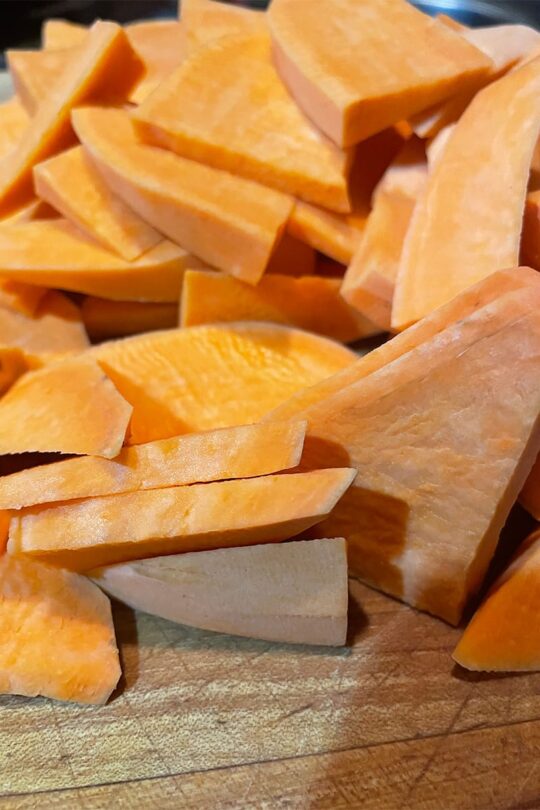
[81,298,177,341]
[0,356,131,457]
[73,106,293,284]
[0,21,144,217]
[0,98,29,160]
[34,146,162,261]
[182,0,265,51]
[288,202,364,266]
[42,19,87,49]
[268,0,492,147]
[454,530,540,671]
[0,220,199,302]
[411,24,540,139]
[0,289,89,355]
[133,33,352,212]
[0,420,307,510]
[0,555,120,704]
[181,269,379,343]
[127,21,187,104]
[92,538,348,646]
[268,266,539,421]
[90,322,355,443]
[7,49,72,115]
[9,468,355,570]
[288,284,540,624]
[393,58,540,329]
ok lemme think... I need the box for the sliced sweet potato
[520,457,540,520]
[436,13,467,32]
[268,0,492,147]
[3,199,58,225]
[0,357,131,457]
[133,33,351,212]
[411,24,540,139]
[341,192,418,330]
[181,270,379,343]
[521,190,540,271]
[92,538,348,646]
[393,59,540,330]
[288,203,364,266]
[34,146,162,261]
[0,420,307,510]
[127,21,187,104]
[0,220,199,302]
[0,289,89,355]
[266,233,316,277]
[73,106,293,284]
[0,21,144,217]
[287,284,540,624]
[0,98,28,160]
[0,554,120,704]
[182,0,265,51]
[9,468,355,570]
[268,266,539,421]
[82,298,178,341]
[0,510,10,552]
[7,49,72,115]
[0,346,33,395]
[454,530,540,671]
[42,19,87,49]
[0,279,48,316]
[90,322,355,443]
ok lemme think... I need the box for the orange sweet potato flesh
[73,106,293,285]
[82,298,177,341]
[7,49,72,115]
[454,530,540,671]
[268,266,539,422]
[34,146,162,261]
[0,279,48,317]
[0,98,28,160]
[520,457,540,520]
[0,554,120,704]
[393,58,540,330]
[42,19,87,49]
[133,33,352,213]
[8,468,356,571]
[268,0,492,147]
[0,357,132,457]
[411,24,540,139]
[127,21,187,104]
[183,0,265,52]
[0,346,33,395]
[90,323,355,444]
[0,289,89,356]
[0,21,144,217]
[520,191,540,271]
[181,270,379,343]
[0,421,307,511]
[289,284,540,624]
[0,220,199,302]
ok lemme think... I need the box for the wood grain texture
[2,514,540,810]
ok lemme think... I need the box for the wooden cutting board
[1,511,540,810]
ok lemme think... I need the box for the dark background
[0,0,539,60]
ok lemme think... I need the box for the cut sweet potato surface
[288,202,363,266]
[9,468,356,570]
[0,554,120,704]
[288,285,540,624]
[0,289,89,355]
[0,421,307,510]
[126,21,187,103]
[7,49,73,115]
[82,298,177,341]
[521,190,540,271]
[133,33,352,212]
[0,357,131,457]
[183,0,266,51]
[0,98,29,160]
[268,267,539,422]
[520,456,540,520]
[0,21,144,217]
[42,19,87,49]
[0,220,198,302]
[90,322,355,443]
[454,531,540,671]
[73,106,293,284]
[34,146,162,261]
[393,58,540,329]
[92,538,348,646]
[181,270,379,343]
[268,0,492,147]
[0,279,48,317]
[0,345,33,395]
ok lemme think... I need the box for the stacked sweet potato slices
[2,0,540,704]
